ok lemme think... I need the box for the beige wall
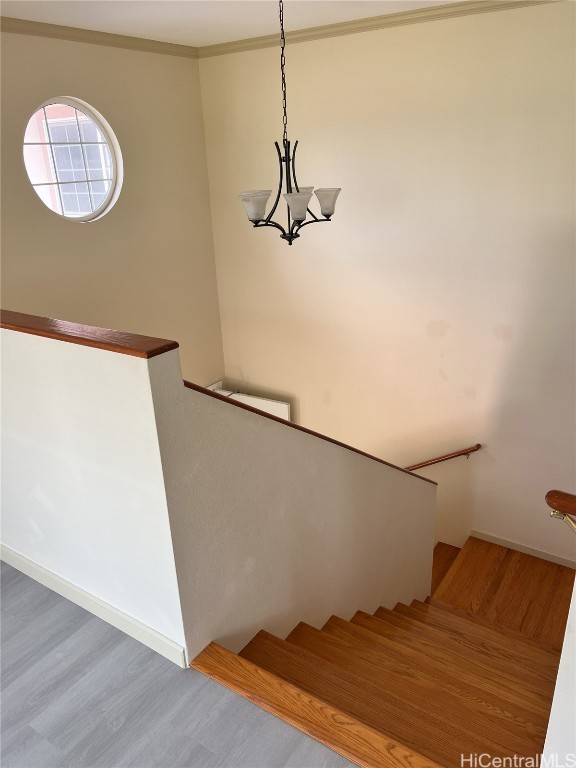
[199,3,576,561]
[1,32,224,385]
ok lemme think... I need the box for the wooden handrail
[405,443,482,472]
[1,309,179,359]
[545,490,576,519]
[183,380,437,486]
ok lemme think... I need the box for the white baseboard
[1,544,187,667]
[471,530,576,569]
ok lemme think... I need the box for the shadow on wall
[416,455,476,548]
[472,228,576,560]
[382,230,575,560]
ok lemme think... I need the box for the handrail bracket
[550,509,576,534]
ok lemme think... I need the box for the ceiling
[1,0,462,48]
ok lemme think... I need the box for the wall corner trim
[0,544,188,667]
[1,1,561,59]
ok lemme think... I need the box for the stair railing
[405,443,481,472]
[545,489,576,534]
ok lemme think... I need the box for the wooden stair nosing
[349,611,551,715]
[285,621,545,754]
[398,602,559,676]
[240,630,537,766]
[322,615,549,728]
[375,606,556,694]
[191,642,441,768]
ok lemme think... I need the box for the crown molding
[1,0,561,61]
[0,16,199,58]
[197,0,559,58]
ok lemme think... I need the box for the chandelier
[238,0,341,245]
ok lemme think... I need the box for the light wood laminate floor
[1,562,353,768]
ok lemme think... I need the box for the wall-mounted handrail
[546,489,576,534]
[183,379,437,486]
[404,443,482,472]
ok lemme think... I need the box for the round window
[23,97,123,221]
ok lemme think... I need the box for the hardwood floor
[0,562,353,768]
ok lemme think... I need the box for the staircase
[191,537,575,767]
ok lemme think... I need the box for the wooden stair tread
[427,597,564,653]
[481,552,574,650]
[434,537,575,649]
[374,606,556,694]
[285,621,545,754]
[401,601,559,674]
[322,615,549,726]
[191,642,440,768]
[374,605,557,692]
[374,605,558,692]
[432,542,461,594]
[239,630,531,766]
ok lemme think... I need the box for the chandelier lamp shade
[238,0,341,245]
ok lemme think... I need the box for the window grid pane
[23,103,115,216]
[34,184,63,215]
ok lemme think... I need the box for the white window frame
[23,96,123,223]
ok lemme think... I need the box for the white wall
[199,2,576,562]
[1,329,186,657]
[543,579,576,760]
[149,349,437,658]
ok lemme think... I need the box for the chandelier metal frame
[239,0,340,245]
[252,139,331,245]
